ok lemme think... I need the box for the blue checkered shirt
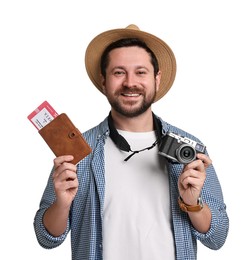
[34,114,229,260]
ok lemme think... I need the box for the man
[34,24,229,260]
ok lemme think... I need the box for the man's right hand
[53,155,78,209]
[43,155,78,237]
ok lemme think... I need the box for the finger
[53,155,74,168]
[65,177,79,190]
[180,167,200,181]
[54,165,77,179]
[181,162,206,187]
[181,170,203,185]
[196,153,212,168]
[54,174,79,205]
[53,160,77,179]
[179,171,205,202]
[184,159,205,172]
[55,168,77,182]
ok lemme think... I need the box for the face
[101,46,161,118]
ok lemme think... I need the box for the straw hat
[85,24,176,102]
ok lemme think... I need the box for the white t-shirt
[103,130,175,260]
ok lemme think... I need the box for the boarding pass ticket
[27,101,58,130]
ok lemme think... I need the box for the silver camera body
[158,132,206,164]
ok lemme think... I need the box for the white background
[1,0,249,259]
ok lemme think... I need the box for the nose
[122,72,137,88]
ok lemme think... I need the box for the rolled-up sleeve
[33,170,71,249]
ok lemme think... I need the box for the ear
[155,71,162,92]
[100,74,106,94]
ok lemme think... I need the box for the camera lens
[176,144,196,164]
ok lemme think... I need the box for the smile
[122,93,141,97]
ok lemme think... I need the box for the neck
[110,109,154,132]
[107,110,163,161]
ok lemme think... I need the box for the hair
[100,38,159,78]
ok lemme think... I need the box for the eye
[113,70,125,76]
[137,70,147,75]
[114,71,123,75]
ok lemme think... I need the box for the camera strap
[108,112,163,161]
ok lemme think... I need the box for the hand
[178,153,212,205]
[52,155,78,209]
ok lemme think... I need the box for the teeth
[123,93,140,97]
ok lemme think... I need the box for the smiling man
[101,42,161,119]
[34,24,229,260]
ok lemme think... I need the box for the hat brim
[85,25,176,102]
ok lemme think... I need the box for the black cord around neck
[108,112,163,161]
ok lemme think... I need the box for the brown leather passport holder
[39,113,92,165]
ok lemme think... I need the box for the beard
[106,85,157,118]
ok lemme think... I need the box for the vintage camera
[158,132,206,164]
